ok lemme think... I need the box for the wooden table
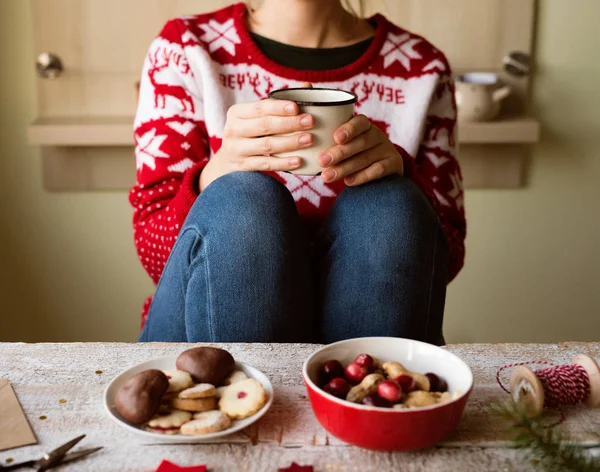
[1,343,599,471]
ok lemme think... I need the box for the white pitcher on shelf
[454,72,512,122]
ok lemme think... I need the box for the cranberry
[394,374,416,393]
[425,373,448,392]
[377,380,403,403]
[344,362,368,384]
[319,360,345,385]
[354,353,375,372]
[323,377,350,399]
[362,394,392,408]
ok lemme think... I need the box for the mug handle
[493,85,512,102]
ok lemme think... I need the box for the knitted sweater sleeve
[129,19,209,284]
[397,63,466,282]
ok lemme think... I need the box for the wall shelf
[28,116,540,147]
[458,118,540,144]
[28,115,540,191]
[28,116,134,147]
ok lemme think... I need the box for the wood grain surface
[0,342,598,471]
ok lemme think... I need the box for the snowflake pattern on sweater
[130,3,466,324]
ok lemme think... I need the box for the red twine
[497,361,591,409]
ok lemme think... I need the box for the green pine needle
[490,402,599,472]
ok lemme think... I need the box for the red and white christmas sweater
[130,2,466,324]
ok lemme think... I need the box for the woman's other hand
[318,114,404,186]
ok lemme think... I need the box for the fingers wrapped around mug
[319,114,404,186]
[201,98,317,188]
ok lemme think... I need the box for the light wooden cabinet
[28,0,539,190]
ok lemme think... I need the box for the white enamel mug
[268,88,358,175]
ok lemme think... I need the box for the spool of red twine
[496,355,600,418]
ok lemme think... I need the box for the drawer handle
[36,52,63,79]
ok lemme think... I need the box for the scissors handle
[0,459,37,471]
[0,436,100,472]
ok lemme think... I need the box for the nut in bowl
[302,337,473,451]
[104,347,274,443]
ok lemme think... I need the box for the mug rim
[457,72,498,85]
[268,87,358,107]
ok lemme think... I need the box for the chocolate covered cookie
[114,369,169,424]
[176,347,235,385]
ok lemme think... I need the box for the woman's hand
[318,114,404,186]
[200,98,315,191]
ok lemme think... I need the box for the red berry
[345,362,368,384]
[377,380,403,403]
[361,393,392,408]
[354,353,375,372]
[319,360,345,385]
[323,377,350,399]
[425,373,448,392]
[394,374,416,393]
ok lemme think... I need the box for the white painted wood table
[1,343,599,471]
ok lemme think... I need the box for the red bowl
[302,337,473,451]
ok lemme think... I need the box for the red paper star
[155,460,207,472]
[278,463,313,472]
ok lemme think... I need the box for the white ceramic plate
[104,356,274,443]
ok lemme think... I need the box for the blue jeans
[139,172,448,345]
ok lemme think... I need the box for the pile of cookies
[114,347,269,436]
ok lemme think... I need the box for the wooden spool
[509,355,600,417]
[574,355,600,408]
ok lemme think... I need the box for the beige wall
[0,0,153,342]
[444,0,600,343]
[1,0,598,343]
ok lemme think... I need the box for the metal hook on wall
[503,51,531,78]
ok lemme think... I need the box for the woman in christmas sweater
[131,0,465,344]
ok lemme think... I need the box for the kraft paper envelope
[0,379,37,451]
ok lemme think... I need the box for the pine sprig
[490,402,599,472]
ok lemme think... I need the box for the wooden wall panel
[32,0,535,117]
[29,0,538,190]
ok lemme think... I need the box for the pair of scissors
[1,435,102,471]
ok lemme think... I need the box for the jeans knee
[333,175,437,236]
[207,171,294,211]
[187,172,299,252]
[327,175,443,270]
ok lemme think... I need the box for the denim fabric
[139,172,448,345]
